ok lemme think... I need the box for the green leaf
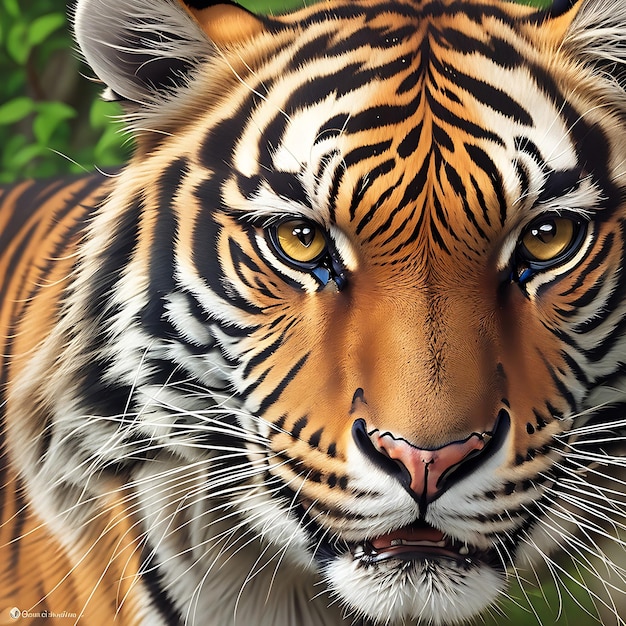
[240,0,305,12]
[0,96,35,125]
[6,70,26,96]
[6,21,30,65]
[12,143,49,169]
[28,13,66,47]
[94,125,124,161]
[3,0,21,18]
[1,133,27,170]
[89,98,123,130]
[33,101,77,145]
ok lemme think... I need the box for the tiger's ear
[182,1,265,44]
[539,0,626,80]
[73,0,265,105]
[535,0,583,44]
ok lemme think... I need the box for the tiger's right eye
[519,217,578,263]
[270,219,328,266]
[513,213,588,285]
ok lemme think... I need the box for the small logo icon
[9,608,20,620]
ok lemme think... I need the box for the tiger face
[5,0,626,624]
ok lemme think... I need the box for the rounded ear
[534,0,583,44]
[183,2,265,45]
[73,0,264,105]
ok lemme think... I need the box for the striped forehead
[213,1,586,255]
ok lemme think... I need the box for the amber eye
[519,216,580,264]
[272,219,327,265]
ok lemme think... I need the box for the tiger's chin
[323,540,505,625]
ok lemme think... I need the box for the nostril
[437,409,511,494]
[352,419,411,486]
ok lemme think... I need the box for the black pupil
[531,220,556,243]
[293,225,315,247]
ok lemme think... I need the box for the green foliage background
[0,0,606,625]
[0,0,313,183]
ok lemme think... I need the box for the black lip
[349,535,499,569]
[308,517,505,571]
[437,409,511,495]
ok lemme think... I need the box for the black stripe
[464,143,508,225]
[559,232,614,296]
[262,171,310,207]
[428,89,504,146]
[364,156,428,245]
[257,353,309,415]
[573,258,626,339]
[0,177,66,252]
[432,122,455,153]
[199,92,262,171]
[19,203,91,308]
[356,182,400,236]
[301,0,520,30]
[140,546,183,626]
[0,222,38,306]
[398,120,424,159]
[470,172,492,229]
[326,157,346,224]
[314,114,350,145]
[541,353,578,412]
[285,31,333,70]
[431,191,450,233]
[344,100,419,135]
[192,191,262,315]
[567,274,607,310]
[141,158,189,338]
[348,159,396,223]
[560,349,590,387]
[85,192,142,322]
[3,173,105,308]
[538,167,583,204]
[433,27,524,71]
[290,415,308,440]
[436,59,532,126]
[323,24,415,59]
[243,333,285,379]
[429,214,451,255]
[445,162,488,241]
[228,235,265,291]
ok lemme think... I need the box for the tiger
[1,0,626,624]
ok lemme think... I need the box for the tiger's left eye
[519,216,581,263]
[273,219,327,265]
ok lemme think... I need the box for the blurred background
[0,0,311,183]
[0,0,613,624]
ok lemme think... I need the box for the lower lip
[352,541,476,565]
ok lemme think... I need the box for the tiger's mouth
[348,521,496,567]
[311,516,501,570]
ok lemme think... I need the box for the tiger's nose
[352,412,509,512]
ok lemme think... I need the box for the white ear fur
[73,0,211,105]
[562,0,626,76]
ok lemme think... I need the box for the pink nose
[371,431,489,501]
[352,412,509,511]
